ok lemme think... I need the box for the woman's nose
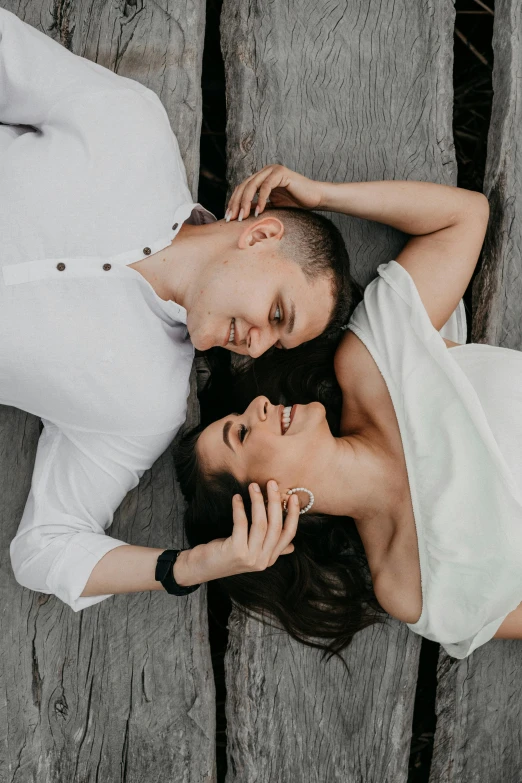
[247,396,269,421]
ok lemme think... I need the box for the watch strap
[155,549,200,596]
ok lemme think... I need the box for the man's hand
[225,164,325,222]
[175,480,300,585]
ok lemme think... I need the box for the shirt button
[172,223,179,230]
[56,262,66,271]
[103,263,112,271]
[143,247,151,255]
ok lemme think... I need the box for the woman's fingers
[267,494,300,566]
[229,168,274,221]
[238,171,279,220]
[255,179,275,215]
[226,165,279,221]
[245,482,269,553]
[229,481,298,574]
[260,479,286,554]
[230,493,249,547]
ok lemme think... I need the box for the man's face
[185,219,335,357]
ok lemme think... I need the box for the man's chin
[187,333,235,353]
[223,344,249,355]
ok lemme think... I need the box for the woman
[176,165,522,662]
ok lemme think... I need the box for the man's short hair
[257,206,358,338]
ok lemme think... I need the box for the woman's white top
[348,260,522,658]
[0,9,215,610]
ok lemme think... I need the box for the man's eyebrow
[223,420,234,452]
[285,300,296,334]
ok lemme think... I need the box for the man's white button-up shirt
[0,8,215,610]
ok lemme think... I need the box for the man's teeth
[282,406,292,433]
[228,319,235,343]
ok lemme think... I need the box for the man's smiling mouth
[228,318,235,344]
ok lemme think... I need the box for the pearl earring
[283,487,315,515]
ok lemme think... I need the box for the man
[0,9,351,610]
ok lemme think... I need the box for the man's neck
[128,221,216,306]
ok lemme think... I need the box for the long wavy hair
[174,274,389,670]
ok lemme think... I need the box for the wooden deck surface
[1,1,521,781]
[221,1,457,780]
[431,1,522,780]
[0,3,216,782]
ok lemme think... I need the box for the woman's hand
[225,164,324,221]
[180,480,300,584]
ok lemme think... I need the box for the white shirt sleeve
[0,7,155,127]
[9,419,178,612]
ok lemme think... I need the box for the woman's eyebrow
[222,420,234,452]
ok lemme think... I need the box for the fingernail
[291,494,299,504]
[251,483,261,492]
[225,210,230,222]
[254,206,260,217]
[268,480,278,490]
[238,209,244,222]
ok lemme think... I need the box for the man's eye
[238,424,248,443]
[272,305,283,323]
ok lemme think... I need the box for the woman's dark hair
[174,274,389,671]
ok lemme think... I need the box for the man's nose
[247,327,278,358]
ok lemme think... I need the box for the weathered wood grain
[432,1,522,780]
[472,0,522,349]
[0,3,215,782]
[222,0,458,289]
[221,0,457,779]
[430,642,522,783]
[225,614,419,783]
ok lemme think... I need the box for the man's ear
[237,216,285,249]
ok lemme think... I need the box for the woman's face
[196,395,332,493]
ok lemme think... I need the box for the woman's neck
[309,431,394,523]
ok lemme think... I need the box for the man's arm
[9,421,180,611]
[82,483,300,596]
[0,7,152,127]
[9,420,298,609]
[80,545,196,595]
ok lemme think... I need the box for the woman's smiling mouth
[281,405,297,434]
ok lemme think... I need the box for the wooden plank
[429,642,522,783]
[225,615,420,782]
[432,2,522,780]
[221,1,457,779]
[0,4,216,782]
[472,0,522,349]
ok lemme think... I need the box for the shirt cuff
[45,533,131,612]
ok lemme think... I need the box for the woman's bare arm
[492,602,522,640]
[317,178,487,236]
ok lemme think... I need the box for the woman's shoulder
[334,329,389,412]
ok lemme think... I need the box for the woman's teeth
[228,318,235,343]
[282,406,292,434]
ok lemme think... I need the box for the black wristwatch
[155,549,200,596]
